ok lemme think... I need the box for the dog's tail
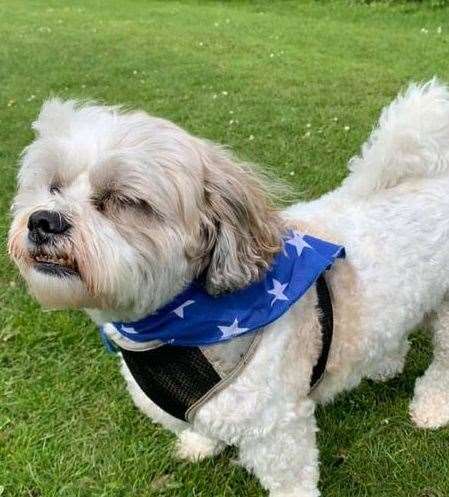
[343,78,449,195]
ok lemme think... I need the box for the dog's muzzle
[27,210,78,277]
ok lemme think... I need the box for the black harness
[120,275,333,422]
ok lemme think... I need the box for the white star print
[286,231,312,256]
[173,299,195,318]
[121,325,139,334]
[218,318,249,339]
[268,279,289,306]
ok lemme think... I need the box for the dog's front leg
[120,359,225,460]
[175,429,225,461]
[238,399,320,497]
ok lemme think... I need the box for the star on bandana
[268,279,289,306]
[218,318,249,339]
[173,299,195,318]
[121,325,139,334]
[286,231,312,256]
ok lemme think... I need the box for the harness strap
[310,274,333,389]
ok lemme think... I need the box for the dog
[9,79,449,497]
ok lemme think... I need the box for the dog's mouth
[30,251,79,277]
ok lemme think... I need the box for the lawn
[1,1,449,496]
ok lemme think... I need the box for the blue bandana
[101,230,345,350]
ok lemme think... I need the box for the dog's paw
[175,430,224,462]
[410,382,449,429]
[271,486,320,497]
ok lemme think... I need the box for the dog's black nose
[28,210,71,244]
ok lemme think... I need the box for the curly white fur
[10,79,449,497]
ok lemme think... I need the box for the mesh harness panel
[121,346,221,421]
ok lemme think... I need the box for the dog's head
[9,100,283,319]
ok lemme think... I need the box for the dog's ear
[197,141,283,294]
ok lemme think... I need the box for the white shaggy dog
[9,79,449,497]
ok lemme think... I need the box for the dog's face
[9,100,282,320]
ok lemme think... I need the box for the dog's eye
[49,182,61,194]
[91,192,111,212]
[91,191,130,213]
[91,191,156,218]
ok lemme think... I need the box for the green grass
[1,1,449,496]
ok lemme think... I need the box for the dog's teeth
[32,251,76,271]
